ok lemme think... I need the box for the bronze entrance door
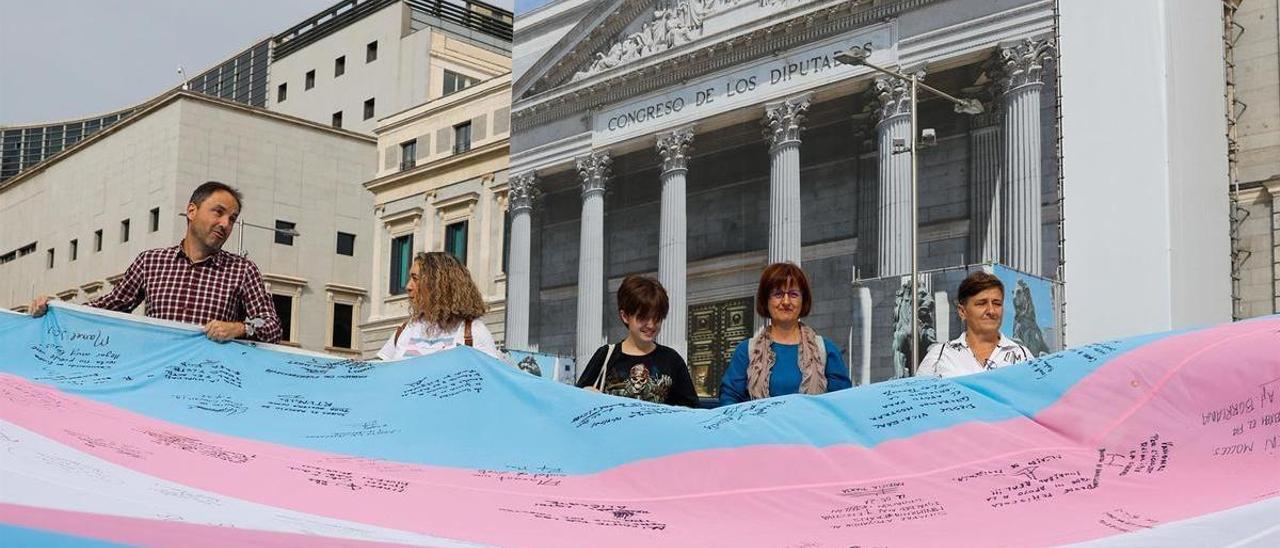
[687,297,754,398]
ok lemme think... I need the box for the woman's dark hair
[754,262,812,319]
[957,271,1005,304]
[617,275,669,322]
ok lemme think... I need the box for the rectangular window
[399,139,416,171]
[70,239,78,262]
[46,248,54,269]
[334,55,345,77]
[275,220,296,246]
[389,234,413,295]
[331,302,353,349]
[94,230,102,252]
[149,207,160,232]
[277,83,287,102]
[442,69,479,96]
[445,221,468,265]
[272,294,294,342]
[366,41,378,62]
[305,70,315,90]
[363,97,375,120]
[443,70,459,96]
[332,111,343,128]
[336,231,355,256]
[120,219,130,243]
[453,121,471,154]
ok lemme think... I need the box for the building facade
[267,0,512,135]
[508,0,1232,393]
[1057,0,1231,343]
[1227,0,1280,319]
[0,92,376,355]
[359,73,513,358]
[1,107,139,184]
[1,0,515,357]
[509,0,1063,391]
[2,1,512,184]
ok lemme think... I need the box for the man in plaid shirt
[31,182,281,343]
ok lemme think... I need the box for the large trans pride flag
[1,303,1277,546]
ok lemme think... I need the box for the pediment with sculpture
[515,0,919,131]
[571,0,826,82]
[522,0,844,97]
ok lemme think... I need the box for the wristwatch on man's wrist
[244,318,265,338]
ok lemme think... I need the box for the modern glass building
[1,109,135,183]
[184,39,272,108]
[0,0,512,184]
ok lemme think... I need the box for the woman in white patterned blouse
[917,271,1033,378]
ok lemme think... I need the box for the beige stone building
[0,91,376,355]
[0,0,514,358]
[267,0,512,136]
[1227,0,1280,318]
[359,72,512,357]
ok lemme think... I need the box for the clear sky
[0,0,516,125]
[515,0,555,15]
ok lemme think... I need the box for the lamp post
[237,220,300,256]
[835,46,983,376]
[176,213,300,257]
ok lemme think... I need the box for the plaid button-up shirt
[88,242,282,343]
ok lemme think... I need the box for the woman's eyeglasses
[769,290,802,301]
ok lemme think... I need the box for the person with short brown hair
[29,181,280,343]
[376,251,502,361]
[916,271,1032,378]
[576,275,697,407]
[718,262,851,405]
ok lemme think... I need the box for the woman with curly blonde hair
[376,251,503,361]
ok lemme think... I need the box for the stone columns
[370,208,387,319]
[856,145,878,277]
[505,172,537,350]
[969,112,1001,264]
[655,126,694,358]
[873,74,917,277]
[575,151,611,362]
[995,38,1054,276]
[763,94,811,265]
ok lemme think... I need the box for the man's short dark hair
[189,181,243,210]
[957,271,1005,305]
[617,275,669,322]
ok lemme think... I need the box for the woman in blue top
[719,262,852,405]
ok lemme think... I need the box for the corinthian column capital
[871,69,925,124]
[993,38,1055,95]
[576,150,612,197]
[763,94,811,149]
[656,126,695,174]
[508,172,539,213]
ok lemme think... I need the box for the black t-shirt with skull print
[576,342,698,408]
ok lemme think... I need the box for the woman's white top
[376,319,502,361]
[916,333,1034,378]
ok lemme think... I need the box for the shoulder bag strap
[594,344,616,391]
[393,320,408,346]
[464,320,474,347]
[814,332,827,368]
